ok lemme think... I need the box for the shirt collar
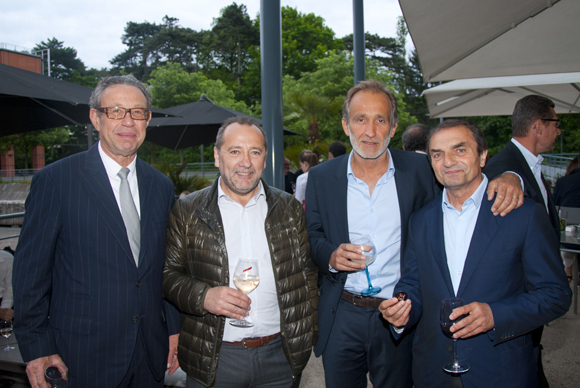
[98,141,138,180]
[511,138,544,171]
[217,177,266,207]
[442,174,488,212]
[346,149,396,183]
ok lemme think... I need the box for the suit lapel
[334,156,350,242]
[507,142,543,204]
[136,159,152,267]
[78,146,136,266]
[457,198,502,296]
[426,200,455,297]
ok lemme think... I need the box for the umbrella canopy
[0,63,174,136]
[146,97,300,150]
[400,0,580,82]
[423,72,580,118]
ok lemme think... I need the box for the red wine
[441,323,454,338]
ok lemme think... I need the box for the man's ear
[214,147,219,168]
[342,118,349,137]
[89,109,101,131]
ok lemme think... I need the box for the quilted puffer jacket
[163,179,318,387]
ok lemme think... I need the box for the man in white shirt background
[0,249,13,321]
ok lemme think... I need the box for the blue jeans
[186,336,295,388]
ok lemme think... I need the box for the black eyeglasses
[542,118,561,128]
[96,107,150,120]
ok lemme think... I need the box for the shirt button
[458,243,462,246]
[371,209,374,212]
[136,281,141,287]
[131,317,138,322]
[244,233,248,237]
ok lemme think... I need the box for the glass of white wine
[230,259,260,328]
[0,320,14,351]
[351,236,381,296]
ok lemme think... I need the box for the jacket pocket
[49,311,92,335]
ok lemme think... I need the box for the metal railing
[0,169,38,183]
[182,163,219,179]
[0,212,24,241]
[541,153,576,184]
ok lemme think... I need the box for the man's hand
[329,243,368,272]
[26,354,67,388]
[204,286,251,320]
[449,302,494,339]
[167,333,179,375]
[379,298,411,328]
[487,172,524,216]
[0,308,14,321]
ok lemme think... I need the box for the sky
[1,0,410,70]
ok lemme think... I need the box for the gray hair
[512,95,555,137]
[342,79,399,128]
[402,123,429,152]
[215,116,268,152]
[89,75,152,110]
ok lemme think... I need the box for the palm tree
[285,91,337,143]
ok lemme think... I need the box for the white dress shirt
[442,175,488,295]
[218,180,281,341]
[345,150,402,299]
[0,251,13,309]
[511,138,548,212]
[98,141,141,218]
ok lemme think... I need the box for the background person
[295,151,318,208]
[0,249,13,321]
[328,141,347,159]
[402,123,429,153]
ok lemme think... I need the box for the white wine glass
[0,320,14,351]
[230,259,260,328]
[351,236,381,296]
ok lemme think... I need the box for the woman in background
[295,151,318,210]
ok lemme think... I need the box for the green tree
[110,16,202,80]
[0,128,70,169]
[33,38,86,81]
[148,63,250,113]
[208,3,259,86]
[237,6,344,107]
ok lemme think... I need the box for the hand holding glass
[440,298,469,373]
[230,259,260,328]
[45,366,68,388]
[351,236,381,296]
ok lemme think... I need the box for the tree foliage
[33,38,86,81]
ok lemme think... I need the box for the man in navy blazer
[305,80,523,388]
[13,76,180,388]
[381,120,571,388]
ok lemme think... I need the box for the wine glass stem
[364,267,373,289]
[453,339,459,366]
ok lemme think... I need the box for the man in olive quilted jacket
[163,116,318,388]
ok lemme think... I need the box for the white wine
[1,328,12,339]
[233,276,260,294]
[360,248,376,266]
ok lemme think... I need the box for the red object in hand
[395,292,407,301]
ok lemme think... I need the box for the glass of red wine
[440,298,469,374]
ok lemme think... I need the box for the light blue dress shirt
[442,174,488,295]
[345,150,402,299]
[511,138,549,212]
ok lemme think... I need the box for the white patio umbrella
[423,72,580,118]
[399,0,580,82]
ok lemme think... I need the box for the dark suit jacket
[553,167,580,207]
[484,141,560,239]
[305,150,440,356]
[13,145,180,387]
[394,194,571,388]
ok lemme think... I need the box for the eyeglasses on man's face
[96,106,150,120]
[542,118,561,128]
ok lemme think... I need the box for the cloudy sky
[1,0,410,70]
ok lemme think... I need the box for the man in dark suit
[381,120,571,388]
[483,95,561,386]
[13,75,180,388]
[305,80,523,388]
[484,95,561,238]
